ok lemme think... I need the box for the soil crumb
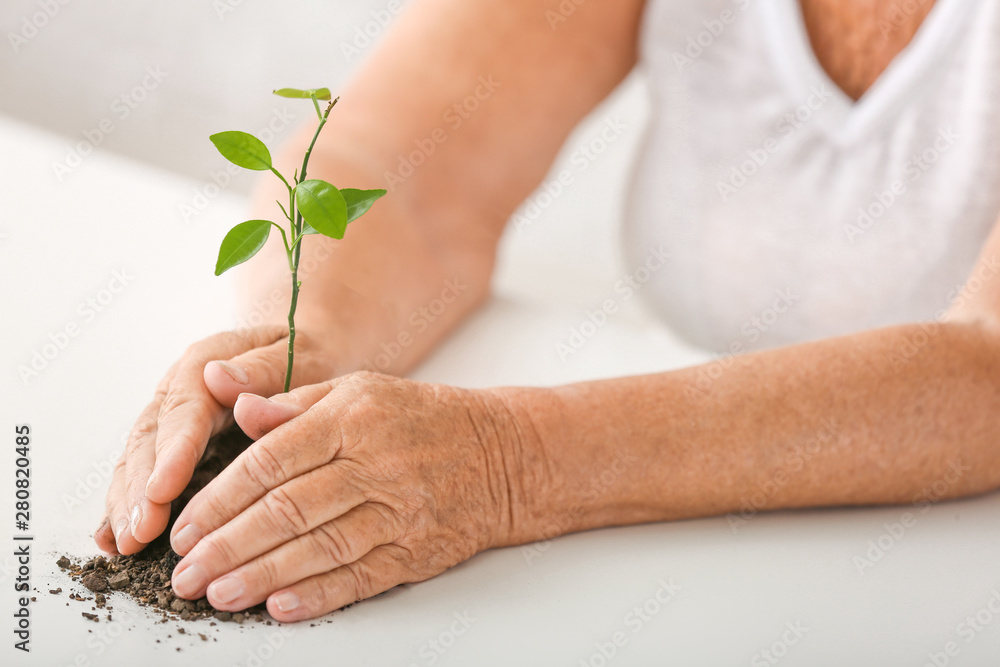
[56,428,269,624]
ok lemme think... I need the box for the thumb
[232,379,344,440]
[203,337,293,408]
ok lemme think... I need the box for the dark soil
[55,427,273,625]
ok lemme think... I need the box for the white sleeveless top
[625,0,1000,353]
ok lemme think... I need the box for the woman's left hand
[166,371,543,622]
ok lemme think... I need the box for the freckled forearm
[501,322,1000,543]
[236,133,495,378]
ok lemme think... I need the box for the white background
[2,1,1000,665]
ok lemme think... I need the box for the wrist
[483,381,665,548]
[477,384,628,548]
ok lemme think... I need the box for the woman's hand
[167,371,543,622]
[95,326,342,556]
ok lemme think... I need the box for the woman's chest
[797,0,936,99]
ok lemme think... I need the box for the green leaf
[297,187,386,238]
[273,87,332,100]
[295,180,348,239]
[215,220,271,276]
[342,188,387,224]
[209,131,272,171]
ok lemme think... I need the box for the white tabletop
[3,111,1000,667]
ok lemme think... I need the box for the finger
[147,393,228,504]
[204,504,395,611]
[232,376,356,439]
[232,394,302,442]
[266,544,415,622]
[204,332,341,409]
[169,379,351,554]
[171,467,364,599]
[106,456,144,555]
[94,516,117,556]
[202,337,288,409]
[146,327,287,504]
[123,401,172,544]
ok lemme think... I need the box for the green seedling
[210,87,386,392]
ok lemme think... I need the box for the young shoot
[210,87,386,392]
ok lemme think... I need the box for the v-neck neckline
[760,0,978,147]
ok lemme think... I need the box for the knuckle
[340,385,384,424]
[159,428,202,470]
[126,417,158,454]
[202,534,240,569]
[254,555,281,592]
[262,487,311,535]
[347,369,381,384]
[240,445,288,492]
[201,489,234,525]
[303,579,332,615]
[112,454,128,476]
[157,392,204,422]
[311,523,355,567]
[343,562,373,602]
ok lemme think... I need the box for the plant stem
[282,97,338,393]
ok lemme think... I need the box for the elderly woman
[96,0,1000,622]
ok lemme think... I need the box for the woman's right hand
[95,325,342,556]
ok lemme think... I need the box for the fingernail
[115,519,131,551]
[238,392,274,404]
[129,504,143,536]
[272,591,300,613]
[171,524,203,555]
[145,470,160,496]
[172,563,208,598]
[215,360,250,385]
[208,576,245,605]
[114,518,127,542]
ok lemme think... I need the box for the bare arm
[99,0,646,555]
[241,0,647,376]
[499,217,1000,544]
[163,222,1000,620]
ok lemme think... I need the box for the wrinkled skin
[164,371,527,621]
